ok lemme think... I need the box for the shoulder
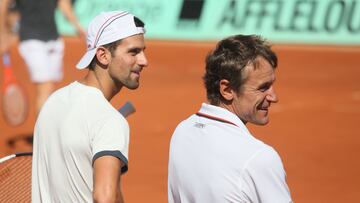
[241,146,292,202]
[244,145,285,174]
[172,114,196,130]
[103,111,129,131]
[171,114,198,137]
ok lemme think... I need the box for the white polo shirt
[32,81,129,202]
[168,103,292,203]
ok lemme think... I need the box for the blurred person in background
[0,0,85,115]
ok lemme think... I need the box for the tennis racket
[1,53,28,126]
[0,152,32,202]
[118,101,136,117]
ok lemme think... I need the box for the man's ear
[219,79,234,101]
[95,47,111,67]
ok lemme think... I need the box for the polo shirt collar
[198,103,250,134]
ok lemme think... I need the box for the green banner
[56,0,360,44]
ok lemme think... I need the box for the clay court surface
[1,37,359,202]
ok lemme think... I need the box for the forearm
[93,185,124,203]
[57,0,82,31]
[0,0,10,35]
[0,0,9,29]
[93,155,125,203]
[0,0,11,53]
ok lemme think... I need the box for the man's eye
[258,84,271,92]
[129,48,142,56]
[259,88,267,92]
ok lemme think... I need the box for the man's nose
[266,86,278,103]
[138,52,148,67]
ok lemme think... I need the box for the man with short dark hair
[32,11,148,203]
[168,35,293,203]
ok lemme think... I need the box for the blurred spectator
[0,0,85,115]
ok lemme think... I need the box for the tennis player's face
[108,34,148,89]
[233,57,278,125]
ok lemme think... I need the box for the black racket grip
[118,101,136,118]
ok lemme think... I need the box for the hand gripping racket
[1,53,28,126]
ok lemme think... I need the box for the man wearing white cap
[32,10,148,203]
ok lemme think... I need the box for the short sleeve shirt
[168,103,293,203]
[32,81,129,202]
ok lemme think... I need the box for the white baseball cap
[76,11,145,69]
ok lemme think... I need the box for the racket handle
[118,101,136,118]
[2,53,10,67]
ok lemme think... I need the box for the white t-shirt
[32,81,129,202]
[168,103,292,203]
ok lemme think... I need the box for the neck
[79,68,122,101]
[218,101,247,125]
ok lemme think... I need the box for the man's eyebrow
[128,47,141,52]
[128,46,146,52]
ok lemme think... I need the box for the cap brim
[76,48,97,69]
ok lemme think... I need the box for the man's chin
[252,117,269,126]
[258,121,269,126]
[126,83,139,90]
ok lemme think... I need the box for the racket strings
[2,83,28,126]
[2,53,28,127]
[0,155,32,202]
